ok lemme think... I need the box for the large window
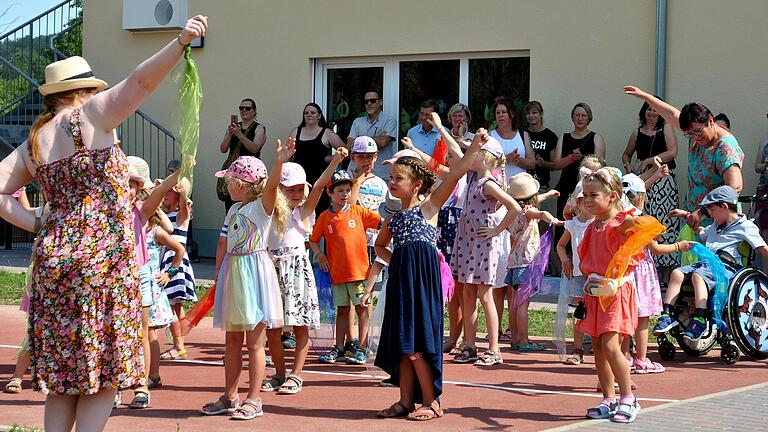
[315,52,529,152]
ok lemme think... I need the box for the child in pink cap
[202,139,294,420]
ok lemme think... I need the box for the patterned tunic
[28,109,143,395]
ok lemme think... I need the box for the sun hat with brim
[127,156,153,190]
[38,56,108,96]
[507,172,540,200]
[621,173,646,196]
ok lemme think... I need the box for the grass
[0,270,27,306]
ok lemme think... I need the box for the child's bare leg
[691,273,709,309]
[447,281,463,344]
[602,332,632,396]
[170,302,186,352]
[635,317,650,360]
[224,331,244,399]
[245,324,267,401]
[410,353,436,404]
[493,288,505,336]
[347,300,355,343]
[292,326,310,375]
[478,285,499,352]
[591,334,615,398]
[663,269,684,305]
[461,284,479,348]
[356,304,370,348]
[515,298,531,345]
[508,288,519,343]
[12,350,30,380]
[620,334,630,359]
[265,328,287,376]
[335,306,351,347]
[148,328,160,378]
[44,394,77,432]
[73,389,118,432]
[398,355,416,407]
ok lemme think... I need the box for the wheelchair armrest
[716,249,742,270]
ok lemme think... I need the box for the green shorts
[332,281,365,306]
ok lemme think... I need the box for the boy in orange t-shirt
[310,170,381,364]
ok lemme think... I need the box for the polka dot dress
[450,171,502,285]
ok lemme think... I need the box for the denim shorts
[678,262,735,291]
[503,267,528,289]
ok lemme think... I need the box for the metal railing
[0,0,178,249]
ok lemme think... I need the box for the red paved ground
[1,305,767,431]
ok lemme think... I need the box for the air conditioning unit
[123,0,188,32]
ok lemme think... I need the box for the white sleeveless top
[491,129,526,179]
[268,207,314,251]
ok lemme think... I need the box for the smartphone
[230,115,238,125]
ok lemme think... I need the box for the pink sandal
[633,358,665,374]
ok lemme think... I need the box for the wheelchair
[656,194,768,364]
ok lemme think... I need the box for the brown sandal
[377,401,415,418]
[452,345,478,364]
[407,401,443,421]
[4,377,22,394]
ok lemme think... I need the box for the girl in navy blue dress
[363,129,487,421]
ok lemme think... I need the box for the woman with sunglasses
[218,98,267,211]
[624,86,744,230]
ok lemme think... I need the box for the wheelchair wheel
[673,308,718,357]
[658,336,676,361]
[720,341,741,364]
[727,268,768,360]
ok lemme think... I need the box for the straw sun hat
[507,172,540,200]
[38,56,108,96]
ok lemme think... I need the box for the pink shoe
[634,358,665,374]
[628,357,636,373]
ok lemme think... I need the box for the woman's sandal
[406,400,443,421]
[452,345,478,364]
[147,375,163,389]
[3,377,22,394]
[260,374,286,392]
[201,394,239,415]
[585,401,618,419]
[564,349,584,365]
[129,390,150,409]
[611,399,641,423]
[277,374,303,395]
[231,398,263,420]
[377,401,415,418]
[474,350,503,366]
[160,348,187,360]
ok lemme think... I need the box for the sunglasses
[364,98,380,105]
[683,125,705,138]
[239,106,254,111]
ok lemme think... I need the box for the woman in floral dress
[0,16,207,431]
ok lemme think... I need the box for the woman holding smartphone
[217,98,267,211]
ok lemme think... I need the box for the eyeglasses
[684,125,705,138]
[364,98,380,105]
[238,106,254,111]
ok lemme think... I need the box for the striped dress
[162,210,197,303]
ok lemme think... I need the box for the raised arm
[428,112,464,159]
[401,137,450,178]
[421,128,485,219]
[84,16,208,132]
[301,147,348,220]
[141,171,179,224]
[174,178,191,228]
[263,138,296,215]
[624,86,681,130]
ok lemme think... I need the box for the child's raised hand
[275,137,296,163]
[333,147,349,162]
[427,112,443,129]
[471,128,488,148]
[401,137,414,150]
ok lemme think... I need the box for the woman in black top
[218,98,267,211]
[551,103,606,218]
[289,102,345,211]
[622,100,680,270]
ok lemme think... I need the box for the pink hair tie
[578,166,594,180]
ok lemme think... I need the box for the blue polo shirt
[407,124,445,155]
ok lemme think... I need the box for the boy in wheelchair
[654,186,768,341]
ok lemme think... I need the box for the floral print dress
[28,109,143,395]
